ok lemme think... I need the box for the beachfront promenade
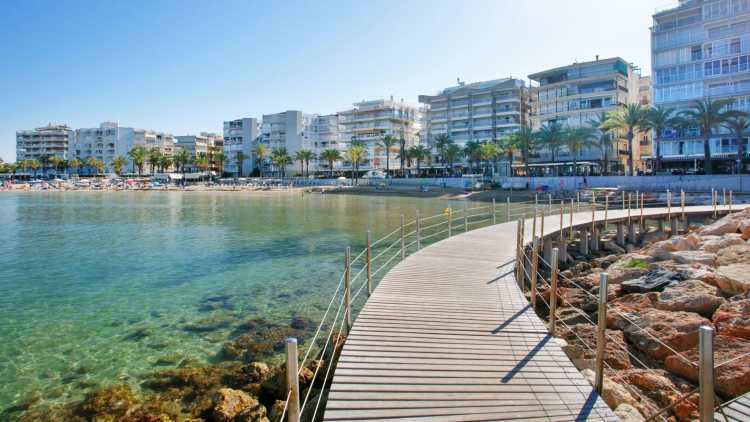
[322,204,749,422]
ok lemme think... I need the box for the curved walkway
[323,204,748,422]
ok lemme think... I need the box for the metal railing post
[681,189,686,219]
[569,199,574,241]
[548,193,552,214]
[604,195,609,230]
[400,214,405,260]
[729,190,733,212]
[667,190,672,222]
[506,197,510,222]
[516,219,524,286]
[722,188,726,208]
[530,237,539,311]
[366,230,373,296]
[416,210,421,250]
[285,338,301,422]
[577,191,580,211]
[699,326,714,422]
[622,191,625,212]
[344,247,352,333]
[463,202,468,232]
[447,207,452,238]
[595,273,608,395]
[549,248,559,335]
[640,192,645,231]
[492,198,496,225]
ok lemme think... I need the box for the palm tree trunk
[627,131,635,176]
[655,138,662,173]
[738,136,746,174]
[704,136,713,175]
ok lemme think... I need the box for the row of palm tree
[426,98,749,177]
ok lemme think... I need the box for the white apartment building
[420,79,528,148]
[71,122,120,172]
[652,0,750,173]
[223,118,259,176]
[306,114,345,172]
[16,123,74,162]
[259,111,313,175]
[176,133,224,173]
[338,98,420,171]
[528,57,642,174]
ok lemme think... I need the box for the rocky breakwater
[537,208,750,421]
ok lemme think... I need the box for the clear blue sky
[0,0,658,162]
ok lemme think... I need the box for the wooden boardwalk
[324,205,748,422]
[717,392,750,421]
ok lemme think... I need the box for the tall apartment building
[307,114,345,171]
[223,118,259,176]
[16,124,74,162]
[528,57,642,174]
[638,76,654,172]
[71,122,120,171]
[259,111,314,175]
[651,0,750,173]
[419,79,528,150]
[176,133,224,173]
[338,98,420,171]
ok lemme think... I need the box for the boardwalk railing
[279,189,746,422]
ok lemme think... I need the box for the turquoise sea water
[0,191,451,416]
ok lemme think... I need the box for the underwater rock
[124,326,156,341]
[76,385,139,420]
[183,315,233,333]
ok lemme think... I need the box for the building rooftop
[419,78,524,101]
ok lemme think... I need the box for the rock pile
[537,207,750,421]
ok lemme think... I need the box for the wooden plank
[323,205,748,421]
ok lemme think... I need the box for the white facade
[16,124,74,162]
[223,118,259,176]
[652,0,750,172]
[176,133,224,173]
[419,79,528,153]
[71,122,120,171]
[259,111,313,174]
[338,98,421,171]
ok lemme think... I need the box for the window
[691,46,702,61]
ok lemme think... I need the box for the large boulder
[699,217,740,236]
[622,309,712,360]
[614,404,645,422]
[717,244,750,266]
[623,369,699,421]
[581,369,638,411]
[541,287,597,312]
[699,234,745,253]
[607,293,658,330]
[655,279,726,318]
[213,388,265,422]
[77,385,139,420]
[715,264,750,295]
[665,335,750,397]
[640,230,670,245]
[559,324,632,370]
[713,299,750,340]
[670,250,717,266]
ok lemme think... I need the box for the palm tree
[49,156,64,175]
[511,126,535,176]
[271,147,292,177]
[234,151,247,177]
[397,137,407,176]
[641,106,677,173]
[212,151,226,176]
[378,135,398,178]
[563,127,596,176]
[681,98,744,174]
[27,159,41,177]
[253,144,268,177]
[606,103,648,175]
[587,111,617,175]
[723,115,750,174]
[194,153,210,180]
[320,149,342,178]
[346,144,367,185]
[498,136,518,176]
[147,148,162,174]
[409,145,430,176]
[479,142,499,176]
[433,134,452,176]
[463,141,482,174]
[294,150,313,177]
[537,123,564,176]
[39,155,51,176]
[128,146,147,176]
[159,155,173,173]
[301,150,315,177]
[444,144,461,176]
[69,158,82,176]
[173,149,190,175]
[111,156,127,176]
[86,157,104,176]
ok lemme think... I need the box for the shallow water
[0,191,456,414]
